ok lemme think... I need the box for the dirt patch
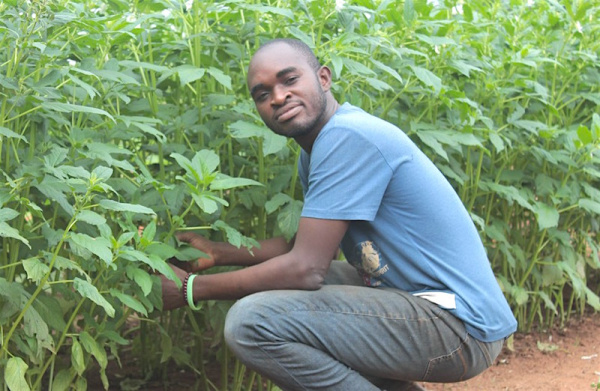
[423,312,600,391]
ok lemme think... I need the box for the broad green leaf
[130,122,166,142]
[92,166,114,182]
[77,210,106,226]
[99,199,156,215]
[533,202,560,230]
[537,291,558,315]
[70,233,113,265]
[370,59,403,83]
[192,149,220,179]
[52,370,75,391]
[510,120,547,134]
[176,65,206,86]
[213,220,243,248]
[342,57,376,77]
[0,222,30,248]
[265,193,292,214]
[23,303,53,350]
[68,73,99,99]
[579,198,600,214]
[410,66,442,94]
[329,53,344,79]
[577,125,592,145]
[191,193,220,214]
[23,257,50,283]
[73,278,115,317]
[586,286,600,310]
[72,339,85,376]
[0,207,19,222]
[415,132,448,161]
[0,126,27,143]
[41,101,115,123]
[207,67,232,90]
[512,286,529,306]
[126,266,153,296]
[120,250,181,287]
[145,242,179,259]
[95,69,140,85]
[448,60,482,77]
[109,289,147,316]
[277,200,303,241]
[79,331,108,371]
[211,175,263,190]
[5,357,30,391]
[119,60,169,73]
[414,33,456,46]
[365,77,393,92]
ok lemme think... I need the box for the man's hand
[160,263,189,311]
[174,232,217,272]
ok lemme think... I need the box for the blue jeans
[224,261,504,390]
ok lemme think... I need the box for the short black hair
[256,38,321,71]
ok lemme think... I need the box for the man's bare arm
[192,218,348,300]
[161,218,349,309]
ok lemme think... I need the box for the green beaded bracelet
[186,274,202,310]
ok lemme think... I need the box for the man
[161,38,517,391]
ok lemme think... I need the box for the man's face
[247,43,328,138]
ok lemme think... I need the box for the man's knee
[224,292,273,358]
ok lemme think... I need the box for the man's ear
[317,66,333,91]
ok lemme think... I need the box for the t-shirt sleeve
[301,125,393,221]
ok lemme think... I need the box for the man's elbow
[296,262,328,290]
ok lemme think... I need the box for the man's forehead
[248,44,306,84]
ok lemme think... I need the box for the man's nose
[271,85,290,105]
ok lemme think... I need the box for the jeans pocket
[422,341,468,383]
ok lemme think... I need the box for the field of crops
[1,0,599,389]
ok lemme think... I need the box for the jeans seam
[423,335,468,382]
[473,337,497,368]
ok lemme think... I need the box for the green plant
[1,0,599,389]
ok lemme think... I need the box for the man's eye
[285,76,298,85]
[255,92,269,102]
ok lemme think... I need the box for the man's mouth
[275,104,302,122]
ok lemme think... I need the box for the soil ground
[423,312,600,391]
[89,312,600,390]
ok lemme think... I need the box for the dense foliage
[1,0,599,389]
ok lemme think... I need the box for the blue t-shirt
[298,103,517,342]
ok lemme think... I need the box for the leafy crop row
[1,0,599,389]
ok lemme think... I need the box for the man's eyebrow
[250,67,299,97]
[276,66,298,78]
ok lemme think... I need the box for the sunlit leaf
[74,278,115,317]
[5,357,30,391]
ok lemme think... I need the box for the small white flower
[427,0,440,6]
[185,0,193,12]
[126,13,136,23]
[67,59,77,67]
[77,31,88,36]
[170,24,177,32]
[182,32,187,39]
[150,23,157,28]
[335,0,345,11]
[31,12,36,19]
[526,0,534,6]
[434,45,440,54]
[452,4,463,15]
[161,9,171,18]
[575,21,583,33]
